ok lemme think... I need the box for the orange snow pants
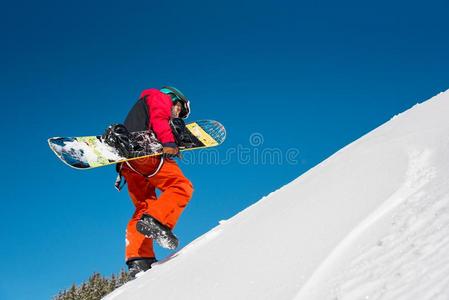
[121,156,193,262]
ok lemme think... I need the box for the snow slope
[104,90,449,300]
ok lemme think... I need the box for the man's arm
[141,89,177,148]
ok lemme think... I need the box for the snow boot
[136,214,179,250]
[126,257,157,278]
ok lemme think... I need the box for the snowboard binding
[170,118,195,148]
[102,124,143,158]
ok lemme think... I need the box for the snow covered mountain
[104,90,449,300]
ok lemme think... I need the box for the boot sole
[136,220,179,250]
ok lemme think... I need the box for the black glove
[162,146,180,158]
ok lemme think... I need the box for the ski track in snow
[329,150,449,300]
[330,150,449,300]
[295,94,449,300]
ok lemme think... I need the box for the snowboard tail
[48,120,226,170]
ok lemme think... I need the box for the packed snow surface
[104,90,449,300]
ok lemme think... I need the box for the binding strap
[114,163,126,191]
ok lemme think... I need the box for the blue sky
[1,0,448,299]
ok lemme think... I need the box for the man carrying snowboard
[106,87,193,277]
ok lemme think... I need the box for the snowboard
[48,120,226,170]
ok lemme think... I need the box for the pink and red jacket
[124,88,176,147]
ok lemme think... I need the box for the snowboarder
[108,87,194,278]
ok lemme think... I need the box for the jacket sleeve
[141,89,177,147]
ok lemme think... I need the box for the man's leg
[122,166,157,262]
[146,158,194,229]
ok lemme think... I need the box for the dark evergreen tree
[54,269,131,300]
